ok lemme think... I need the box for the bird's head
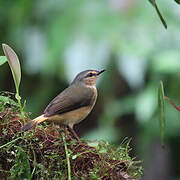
[72,69,105,87]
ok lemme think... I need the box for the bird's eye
[87,73,94,77]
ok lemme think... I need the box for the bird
[21,69,105,141]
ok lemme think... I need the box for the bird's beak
[98,69,105,75]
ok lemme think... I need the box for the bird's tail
[21,114,48,131]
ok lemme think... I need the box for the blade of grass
[158,81,166,148]
[62,133,71,180]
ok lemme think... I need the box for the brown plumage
[21,69,105,141]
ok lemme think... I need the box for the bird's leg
[68,127,82,143]
[68,127,93,148]
[59,124,73,141]
[64,126,74,141]
[67,126,94,148]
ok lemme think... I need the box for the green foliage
[0,56,7,66]
[0,92,19,126]
[10,147,31,180]
[158,81,165,148]
[0,94,17,111]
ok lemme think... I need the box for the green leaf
[2,44,21,91]
[158,81,166,148]
[72,154,78,160]
[148,0,167,29]
[0,56,7,66]
[174,0,180,4]
[0,95,17,106]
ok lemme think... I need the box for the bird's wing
[43,85,95,117]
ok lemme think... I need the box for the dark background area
[0,0,180,179]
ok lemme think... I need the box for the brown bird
[21,69,105,141]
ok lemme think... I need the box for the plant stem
[16,89,25,122]
[62,133,71,180]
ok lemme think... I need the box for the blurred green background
[0,0,180,179]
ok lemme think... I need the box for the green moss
[0,95,143,179]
